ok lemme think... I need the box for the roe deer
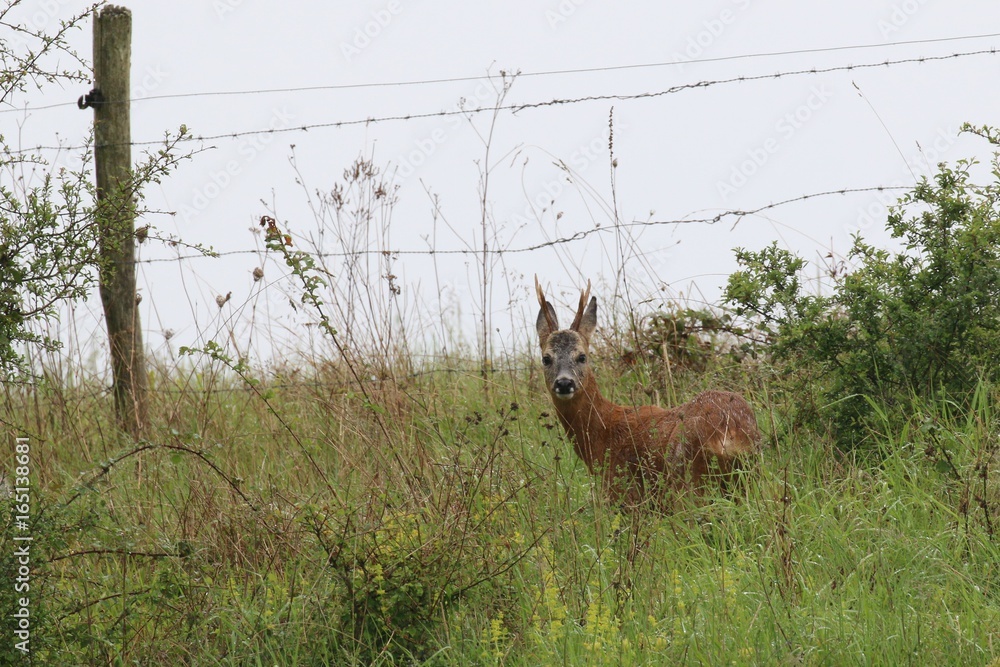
[535,276,761,505]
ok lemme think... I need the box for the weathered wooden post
[87,5,148,438]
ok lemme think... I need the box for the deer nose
[553,377,576,397]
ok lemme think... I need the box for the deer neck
[552,373,616,473]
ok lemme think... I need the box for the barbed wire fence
[6,44,998,154]
[10,43,1000,391]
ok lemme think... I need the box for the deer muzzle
[552,377,577,399]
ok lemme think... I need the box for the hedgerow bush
[724,125,1000,448]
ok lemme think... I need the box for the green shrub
[725,127,1000,448]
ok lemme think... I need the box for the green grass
[1,354,998,666]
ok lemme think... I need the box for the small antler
[535,275,558,332]
[570,280,592,331]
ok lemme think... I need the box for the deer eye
[576,354,587,364]
[542,355,553,367]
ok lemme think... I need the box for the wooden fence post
[91,5,147,438]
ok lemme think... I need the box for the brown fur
[535,276,761,505]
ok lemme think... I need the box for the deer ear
[536,302,559,349]
[577,297,597,343]
[535,275,559,349]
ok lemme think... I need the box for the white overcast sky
[6,0,1000,365]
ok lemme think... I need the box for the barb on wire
[511,49,998,112]
[132,185,910,265]
[6,32,999,115]
[9,48,998,155]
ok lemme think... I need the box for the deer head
[535,276,597,400]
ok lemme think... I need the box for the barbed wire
[511,48,998,112]
[134,185,910,265]
[4,32,997,114]
[7,47,997,156]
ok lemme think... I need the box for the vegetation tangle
[2,8,1000,665]
[4,140,1000,663]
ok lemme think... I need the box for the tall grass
[1,340,998,665]
[3,152,999,665]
